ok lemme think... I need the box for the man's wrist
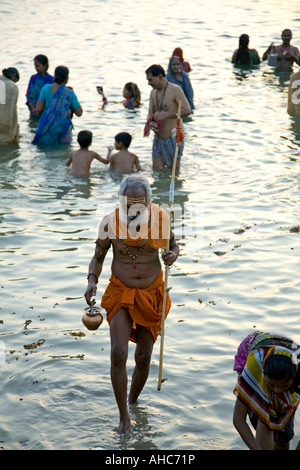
[87,272,98,284]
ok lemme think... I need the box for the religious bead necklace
[122,241,142,269]
[156,82,168,112]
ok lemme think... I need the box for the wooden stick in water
[157,101,182,391]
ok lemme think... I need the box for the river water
[0,0,300,451]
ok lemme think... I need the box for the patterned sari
[32,85,73,145]
[234,332,300,435]
[26,72,54,118]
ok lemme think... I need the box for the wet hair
[263,347,298,382]
[145,64,165,77]
[115,132,132,149]
[124,82,141,103]
[282,28,292,37]
[77,130,92,148]
[119,175,152,203]
[54,65,69,84]
[2,67,20,82]
[34,54,49,70]
[235,34,252,65]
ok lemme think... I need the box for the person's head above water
[118,175,152,206]
[281,28,292,44]
[2,67,20,83]
[54,65,69,84]
[145,64,165,77]
[34,54,49,71]
[115,132,132,149]
[77,130,93,148]
[239,34,250,48]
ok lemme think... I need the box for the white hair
[118,175,152,203]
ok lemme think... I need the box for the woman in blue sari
[26,55,54,118]
[166,56,194,110]
[32,66,83,145]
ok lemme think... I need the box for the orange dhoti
[101,271,171,343]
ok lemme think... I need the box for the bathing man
[145,64,191,170]
[84,175,179,434]
[263,29,299,71]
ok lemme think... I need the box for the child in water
[108,132,141,173]
[66,130,109,176]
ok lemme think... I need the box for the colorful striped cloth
[234,334,300,431]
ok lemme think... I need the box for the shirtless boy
[66,130,109,176]
[263,29,300,71]
[108,132,141,173]
[145,64,191,170]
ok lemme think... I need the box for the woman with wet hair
[0,67,20,143]
[233,331,300,450]
[26,54,54,118]
[122,82,141,109]
[232,34,261,65]
[32,65,82,145]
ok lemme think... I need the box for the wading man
[84,175,179,434]
[262,29,299,71]
[145,64,191,170]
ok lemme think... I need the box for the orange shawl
[109,202,169,249]
[101,271,171,343]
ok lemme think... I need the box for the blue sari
[32,85,73,145]
[166,56,194,110]
[26,72,54,118]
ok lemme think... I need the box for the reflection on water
[1,0,300,451]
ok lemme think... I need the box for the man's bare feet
[117,414,131,434]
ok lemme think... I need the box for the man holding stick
[84,175,179,434]
[144,64,191,170]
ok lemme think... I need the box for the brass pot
[82,306,103,331]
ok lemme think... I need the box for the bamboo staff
[157,100,183,391]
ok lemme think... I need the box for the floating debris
[213,251,227,256]
[23,339,45,350]
[234,224,252,234]
[66,331,86,337]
